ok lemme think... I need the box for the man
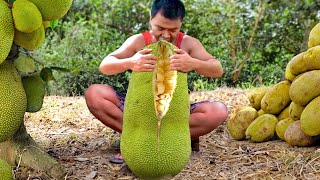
[84,0,228,163]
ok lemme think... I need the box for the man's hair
[151,0,185,21]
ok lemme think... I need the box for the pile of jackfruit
[228,23,320,147]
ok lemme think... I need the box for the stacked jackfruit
[228,23,320,147]
[0,0,73,177]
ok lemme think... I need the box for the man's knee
[198,101,228,127]
[84,84,116,110]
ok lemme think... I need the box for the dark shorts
[115,91,210,113]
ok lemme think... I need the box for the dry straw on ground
[17,87,320,179]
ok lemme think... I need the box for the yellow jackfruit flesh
[0,159,13,180]
[227,106,258,140]
[0,60,27,143]
[121,40,190,179]
[308,23,320,48]
[22,74,46,112]
[28,0,73,21]
[14,24,45,50]
[261,81,291,115]
[289,70,320,106]
[12,0,42,33]
[300,96,320,136]
[0,1,14,65]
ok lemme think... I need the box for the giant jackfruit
[0,60,27,143]
[12,0,42,33]
[14,24,45,50]
[0,159,13,180]
[0,1,14,65]
[121,40,190,179]
[28,0,73,21]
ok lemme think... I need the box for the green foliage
[36,0,320,95]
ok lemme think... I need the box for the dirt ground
[16,87,320,179]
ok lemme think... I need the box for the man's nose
[162,31,170,38]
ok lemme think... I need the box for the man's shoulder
[125,33,146,51]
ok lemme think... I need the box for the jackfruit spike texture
[12,0,42,33]
[308,23,320,49]
[14,24,45,50]
[28,0,73,21]
[0,159,13,180]
[0,1,14,65]
[121,40,190,179]
[22,74,46,113]
[0,60,27,143]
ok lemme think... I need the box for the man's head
[150,0,185,43]
[151,0,185,21]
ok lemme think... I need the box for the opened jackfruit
[121,40,190,179]
[0,1,14,65]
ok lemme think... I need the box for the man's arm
[170,36,223,78]
[99,35,156,75]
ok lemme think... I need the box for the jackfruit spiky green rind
[14,24,45,50]
[0,60,27,143]
[12,0,42,33]
[245,114,278,143]
[22,74,45,112]
[276,117,295,141]
[0,1,14,65]
[300,96,320,136]
[0,159,13,180]
[261,81,291,115]
[289,70,320,106]
[227,106,258,140]
[28,0,73,21]
[308,23,320,49]
[121,41,190,179]
[284,121,315,147]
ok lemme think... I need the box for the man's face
[150,12,182,43]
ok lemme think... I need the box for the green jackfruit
[308,23,320,48]
[0,159,13,180]
[245,114,278,143]
[261,81,291,115]
[257,109,265,116]
[276,117,294,141]
[247,87,268,110]
[288,101,305,120]
[0,1,14,65]
[28,0,73,21]
[300,96,320,136]
[14,53,36,73]
[22,74,46,112]
[277,106,290,120]
[287,52,305,76]
[14,24,45,50]
[12,0,42,33]
[121,40,190,179]
[284,121,315,147]
[0,60,27,143]
[227,106,258,140]
[289,70,320,106]
[289,46,320,76]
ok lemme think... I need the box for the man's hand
[131,49,156,72]
[169,49,195,72]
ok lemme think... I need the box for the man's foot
[191,138,200,152]
[110,153,124,164]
